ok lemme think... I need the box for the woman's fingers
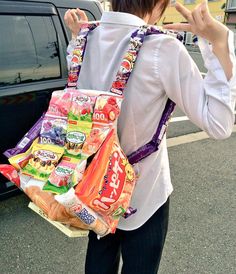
[70,9,79,23]
[175,2,194,24]
[163,23,192,32]
[192,4,204,30]
[76,8,88,22]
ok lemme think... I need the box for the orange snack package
[75,129,136,233]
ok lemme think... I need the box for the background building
[225,0,236,28]
[161,0,226,24]
[98,0,111,11]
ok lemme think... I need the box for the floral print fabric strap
[110,25,149,96]
[67,22,99,88]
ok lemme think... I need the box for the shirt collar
[100,11,146,27]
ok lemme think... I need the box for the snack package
[3,113,45,158]
[8,138,38,170]
[0,164,21,187]
[40,115,67,146]
[65,91,96,156]
[48,89,75,116]
[39,90,74,146]
[81,94,122,157]
[82,125,111,157]
[93,95,122,125]
[55,188,110,236]
[75,129,136,233]
[43,155,85,194]
[70,158,87,187]
[22,143,64,181]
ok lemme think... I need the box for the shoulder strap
[127,98,175,165]
[110,26,149,96]
[67,24,181,165]
[127,27,184,165]
[67,22,99,88]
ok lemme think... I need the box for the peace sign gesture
[164,0,228,47]
[164,0,232,80]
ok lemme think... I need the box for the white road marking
[170,111,236,123]
[167,125,236,147]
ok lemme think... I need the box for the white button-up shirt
[67,11,236,230]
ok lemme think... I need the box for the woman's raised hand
[64,8,88,38]
[164,0,232,80]
[163,0,228,47]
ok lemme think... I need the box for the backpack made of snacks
[0,24,177,236]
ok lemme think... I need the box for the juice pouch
[93,94,122,125]
[81,94,122,157]
[22,143,64,182]
[39,115,67,146]
[75,129,136,233]
[65,91,96,156]
[39,90,75,146]
[44,155,84,194]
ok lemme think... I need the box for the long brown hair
[110,0,169,19]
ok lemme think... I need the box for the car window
[0,15,60,87]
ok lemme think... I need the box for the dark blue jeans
[85,198,170,274]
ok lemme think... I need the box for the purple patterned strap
[126,27,184,165]
[127,98,175,165]
[67,24,181,165]
[110,26,149,95]
[67,22,99,88]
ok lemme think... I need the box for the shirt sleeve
[158,31,236,139]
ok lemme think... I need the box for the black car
[0,0,103,199]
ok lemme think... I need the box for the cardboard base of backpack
[28,202,89,237]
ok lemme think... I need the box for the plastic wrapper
[55,188,110,236]
[0,90,136,236]
[0,164,21,188]
[65,91,96,156]
[22,143,64,182]
[3,113,45,158]
[43,155,85,194]
[75,129,136,233]
[8,138,38,171]
[39,90,72,146]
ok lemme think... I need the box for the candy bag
[8,138,38,170]
[22,143,64,181]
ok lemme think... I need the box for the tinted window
[0,15,60,87]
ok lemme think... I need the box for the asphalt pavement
[0,48,235,274]
[0,131,235,274]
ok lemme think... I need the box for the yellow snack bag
[22,143,64,182]
[9,139,38,171]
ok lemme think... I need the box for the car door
[0,0,102,199]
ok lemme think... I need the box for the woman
[64,1,236,273]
